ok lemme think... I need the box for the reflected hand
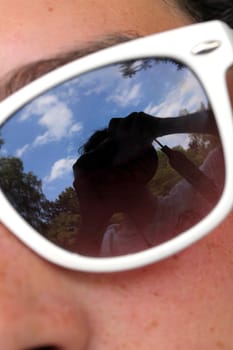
[108,111,160,165]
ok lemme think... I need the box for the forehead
[0,0,191,79]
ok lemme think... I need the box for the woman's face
[0,1,233,349]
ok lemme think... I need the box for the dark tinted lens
[0,58,225,257]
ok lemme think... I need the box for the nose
[0,306,89,350]
[0,224,90,350]
[0,315,87,350]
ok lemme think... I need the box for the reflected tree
[119,58,184,78]
[149,132,219,197]
[0,136,4,149]
[0,156,49,232]
[149,148,182,196]
[45,187,81,250]
[186,133,219,166]
[0,153,82,251]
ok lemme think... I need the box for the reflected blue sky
[1,59,208,200]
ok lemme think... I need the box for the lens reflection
[0,58,225,257]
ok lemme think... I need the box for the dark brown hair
[176,0,233,28]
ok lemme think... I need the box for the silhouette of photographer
[73,111,223,257]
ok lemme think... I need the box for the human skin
[0,1,233,349]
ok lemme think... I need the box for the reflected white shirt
[101,147,224,256]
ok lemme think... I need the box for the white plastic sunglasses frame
[1,20,233,273]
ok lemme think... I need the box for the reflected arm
[143,109,218,138]
[74,109,218,171]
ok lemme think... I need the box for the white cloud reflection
[107,82,142,107]
[18,94,83,150]
[15,144,30,157]
[44,156,76,183]
[144,71,207,118]
[33,103,73,146]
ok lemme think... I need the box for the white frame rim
[1,20,233,272]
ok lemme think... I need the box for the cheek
[0,225,92,349]
[0,224,84,321]
[0,213,232,349]
[79,213,233,348]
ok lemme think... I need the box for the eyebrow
[0,32,139,101]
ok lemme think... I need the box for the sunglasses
[1,20,233,273]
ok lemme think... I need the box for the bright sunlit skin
[0,1,233,349]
